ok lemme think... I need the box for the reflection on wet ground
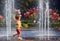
[0,27,60,41]
[0,36,60,41]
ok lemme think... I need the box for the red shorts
[16,28,21,35]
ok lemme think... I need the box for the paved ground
[0,37,60,41]
[0,27,60,41]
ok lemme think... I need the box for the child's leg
[13,33,17,37]
[13,28,19,37]
[17,28,22,40]
[16,28,20,36]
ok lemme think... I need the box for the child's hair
[15,14,20,20]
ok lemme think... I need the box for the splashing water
[1,0,57,40]
[4,0,14,40]
[38,0,50,40]
[38,0,44,40]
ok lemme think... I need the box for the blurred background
[0,0,60,30]
[0,0,60,41]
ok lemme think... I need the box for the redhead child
[13,14,22,40]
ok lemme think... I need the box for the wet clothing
[16,20,21,28]
[16,28,21,35]
[15,20,21,35]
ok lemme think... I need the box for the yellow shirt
[16,20,21,28]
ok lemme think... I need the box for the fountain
[2,0,57,40]
[4,0,14,40]
[38,0,44,40]
[38,0,50,40]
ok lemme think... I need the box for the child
[13,14,22,40]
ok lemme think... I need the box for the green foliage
[0,19,5,27]
[50,22,60,29]
[22,23,29,28]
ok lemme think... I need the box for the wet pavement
[0,27,60,41]
[0,36,60,41]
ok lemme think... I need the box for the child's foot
[18,37,23,40]
[13,34,16,38]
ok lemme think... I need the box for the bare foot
[18,37,23,40]
[13,34,16,38]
